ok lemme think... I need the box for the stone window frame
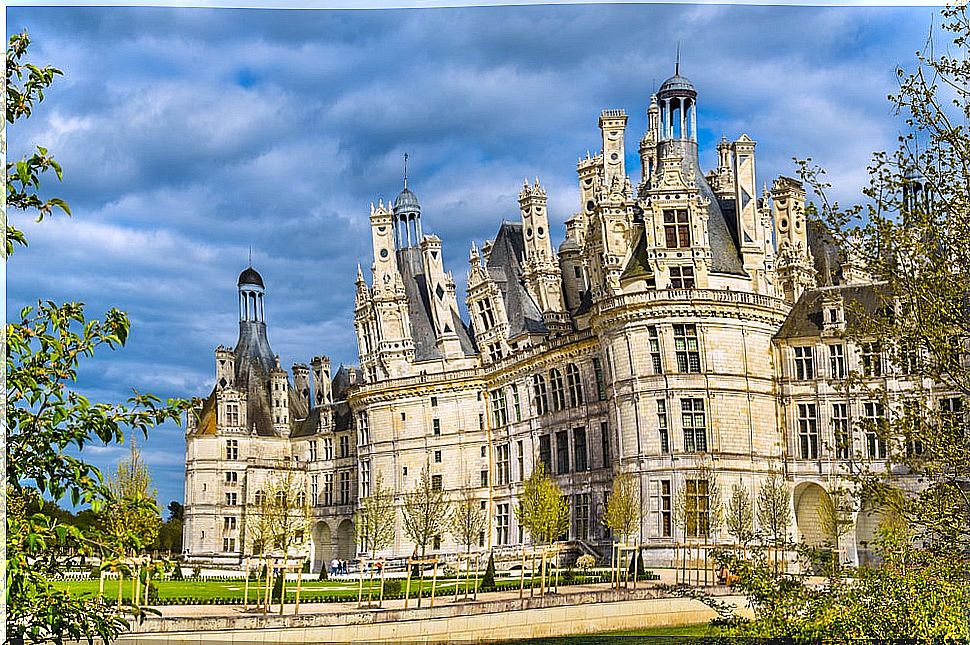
[572,427,588,472]
[532,374,549,415]
[796,403,819,459]
[863,400,887,459]
[663,208,691,249]
[828,344,846,380]
[793,345,816,380]
[565,363,585,407]
[681,398,708,453]
[657,399,670,454]
[673,324,701,373]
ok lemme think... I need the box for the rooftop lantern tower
[234,263,276,374]
[657,50,697,143]
[392,153,423,248]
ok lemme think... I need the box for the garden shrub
[479,553,496,591]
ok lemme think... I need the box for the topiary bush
[479,553,496,591]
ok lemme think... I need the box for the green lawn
[54,576,528,604]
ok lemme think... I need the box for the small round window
[526,227,533,238]
[537,227,545,237]
[380,248,389,259]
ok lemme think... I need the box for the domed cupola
[656,57,697,142]
[234,263,276,374]
[392,153,423,248]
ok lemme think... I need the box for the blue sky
[7,3,938,508]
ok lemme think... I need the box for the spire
[675,42,681,75]
[248,245,252,267]
[403,152,409,190]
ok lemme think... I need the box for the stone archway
[311,521,332,574]
[794,482,832,547]
[855,501,881,566]
[336,519,355,561]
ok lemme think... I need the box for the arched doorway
[794,482,832,547]
[311,521,332,574]
[336,519,355,561]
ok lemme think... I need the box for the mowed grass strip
[53,577,499,603]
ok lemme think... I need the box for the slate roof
[395,247,477,361]
[775,283,887,340]
[486,222,548,338]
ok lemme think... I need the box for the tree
[354,472,395,556]
[816,488,855,555]
[756,470,791,551]
[515,460,569,594]
[401,467,451,559]
[602,471,641,543]
[725,482,755,546]
[448,488,486,554]
[98,440,162,557]
[515,460,569,546]
[251,470,311,558]
[5,31,189,644]
[166,501,184,522]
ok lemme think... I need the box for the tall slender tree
[402,467,451,559]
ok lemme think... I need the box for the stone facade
[184,67,952,570]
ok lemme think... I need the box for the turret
[234,266,276,375]
[599,109,628,189]
[772,176,816,303]
[519,178,567,326]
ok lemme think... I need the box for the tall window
[797,403,819,459]
[226,402,239,427]
[794,346,815,380]
[940,396,965,437]
[861,343,884,377]
[490,388,508,428]
[311,475,319,503]
[223,516,237,531]
[309,440,318,461]
[828,344,846,379]
[253,490,265,506]
[556,430,570,474]
[323,437,333,460]
[673,324,701,373]
[516,440,524,480]
[681,398,707,453]
[223,537,236,552]
[669,265,695,289]
[225,439,239,461]
[658,399,670,453]
[225,492,237,507]
[339,470,351,505]
[357,412,370,445]
[532,374,548,415]
[496,503,510,545]
[573,428,588,472]
[433,474,444,491]
[323,473,334,506]
[549,369,566,411]
[685,478,710,538]
[511,384,522,421]
[574,493,590,540]
[477,298,496,330]
[659,480,672,537]
[339,435,350,458]
[863,401,887,459]
[897,338,920,375]
[592,357,607,400]
[432,418,441,436]
[360,460,371,498]
[539,435,552,472]
[648,326,663,374]
[225,470,238,485]
[565,364,584,407]
[600,421,611,466]
[903,400,925,457]
[496,444,511,485]
[664,209,691,248]
[832,403,850,459]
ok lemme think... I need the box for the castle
[184,67,934,569]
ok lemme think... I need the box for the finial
[403,152,409,189]
[675,42,681,75]
[248,246,252,267]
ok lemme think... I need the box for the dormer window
[664,209,691,248]
[669,265,695,289]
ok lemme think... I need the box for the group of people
[329,558,349,576]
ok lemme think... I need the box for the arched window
[275,490,286,506]
[296,492,307,508]
[531,374,548,416]
[566,364,584,407]
[254,490,265,506]
[549,369,565,411]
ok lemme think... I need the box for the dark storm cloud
[6,3,936,507]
